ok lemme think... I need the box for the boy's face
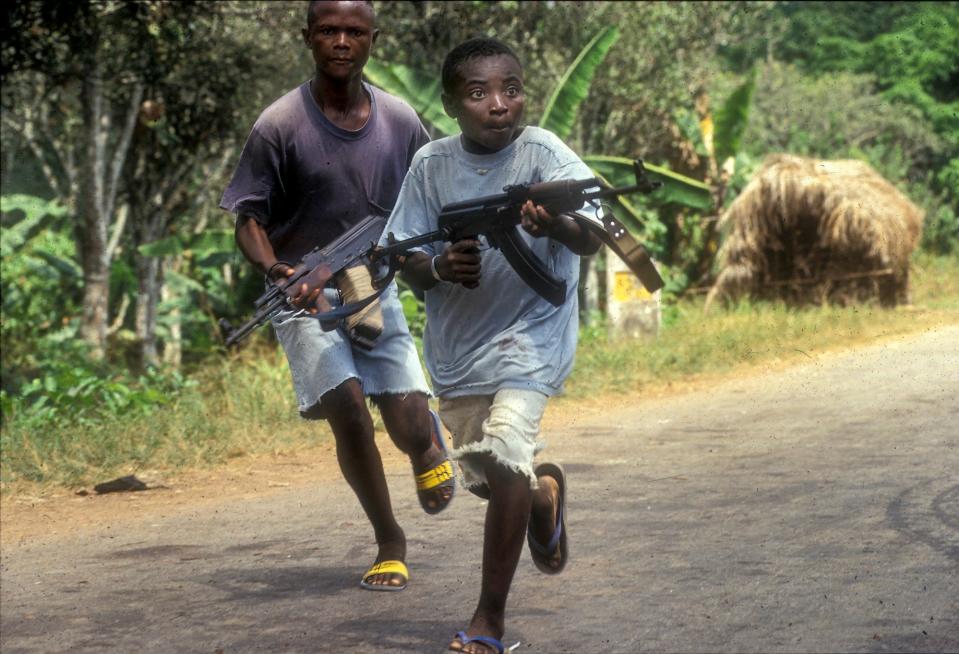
[443,54,525,154]
[302,1,378,82]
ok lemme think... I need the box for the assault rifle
[219,215,388,348]
[376,159,664,306]
[220,159,663,347]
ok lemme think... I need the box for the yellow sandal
[414,410,455,515]
[359,559,408,592]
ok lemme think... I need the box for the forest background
[1,1,957,487]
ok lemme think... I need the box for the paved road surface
[2,326,957,653]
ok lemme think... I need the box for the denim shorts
[438,388,549,491]
[272,282,430,417]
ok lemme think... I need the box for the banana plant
[137,228,240,355]
[680,71,757,281]
[363,59,459,137]
[538,26,621,142]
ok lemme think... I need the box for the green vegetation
[1,349,335,488]
[2,1,957,491]
[3,253,955,489]
[568,253,959,401]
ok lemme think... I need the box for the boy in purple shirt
[220,0,453,592]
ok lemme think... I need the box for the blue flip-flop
[452,631,510,654]
[414,409,455,515]
[527,462,568,575]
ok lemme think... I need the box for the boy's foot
[527,462,568,573]
[448,615,506,653]
[411,410,455,514]
[448,630,507,653]
[360,538,408,590]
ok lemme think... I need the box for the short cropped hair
[306,1,375,28]
[441,37,522,95]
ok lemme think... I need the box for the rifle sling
[571,211,664,293]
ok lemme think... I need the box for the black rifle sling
[493,225,567,307]
[571,210,664,293]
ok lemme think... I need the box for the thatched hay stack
[706,154,924,309]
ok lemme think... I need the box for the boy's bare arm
[400,240,483,291]
[519,201,602,256]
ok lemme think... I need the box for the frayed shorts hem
[452,439,539,490]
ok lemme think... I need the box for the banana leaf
[583,155,713,211]
[364,59,459,136]
[1,194,67,257]
[713,70,756,166]
[31,250,82,279]
[540,26,620,141]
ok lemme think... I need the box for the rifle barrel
[375,228,447,259]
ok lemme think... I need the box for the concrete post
[606,254,661,339]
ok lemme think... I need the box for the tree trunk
[132,194,166,370]
[160,260,182,369]
[135,253,162,369]
[578,255,600,324]
[77,68,110,360]
[75,61,143,361]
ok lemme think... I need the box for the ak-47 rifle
[219,214,388,348]
[220,159,663,347]
[377,158,664,306]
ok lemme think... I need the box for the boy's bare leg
[450,458,531,653]
[376,392,454,512]
[450,464,564,652]
[321,379,405,588]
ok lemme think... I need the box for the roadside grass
[565,251,959,399]
[0,349,338,489]
[2,253,956,491]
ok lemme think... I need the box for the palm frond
[364,59,459,136]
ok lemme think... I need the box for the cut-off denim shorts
[272,282,430,418]
[438,388,549,491]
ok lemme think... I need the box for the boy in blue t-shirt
[384,37,603,654]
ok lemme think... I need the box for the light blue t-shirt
[382,126,600,398]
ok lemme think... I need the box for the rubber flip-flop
[450,630,520,653]
[414,410,455,515]
[527,462,568,574]
[359,559,408,592]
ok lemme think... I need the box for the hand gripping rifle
[220,159,664,347]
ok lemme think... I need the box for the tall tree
[3,2,156,359]
[122,4,284,367]
[2,1,290,364]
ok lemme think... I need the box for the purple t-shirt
[220,81,430,262]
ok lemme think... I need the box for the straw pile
[706,154,924,308]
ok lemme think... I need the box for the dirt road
[2,326,957,653]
